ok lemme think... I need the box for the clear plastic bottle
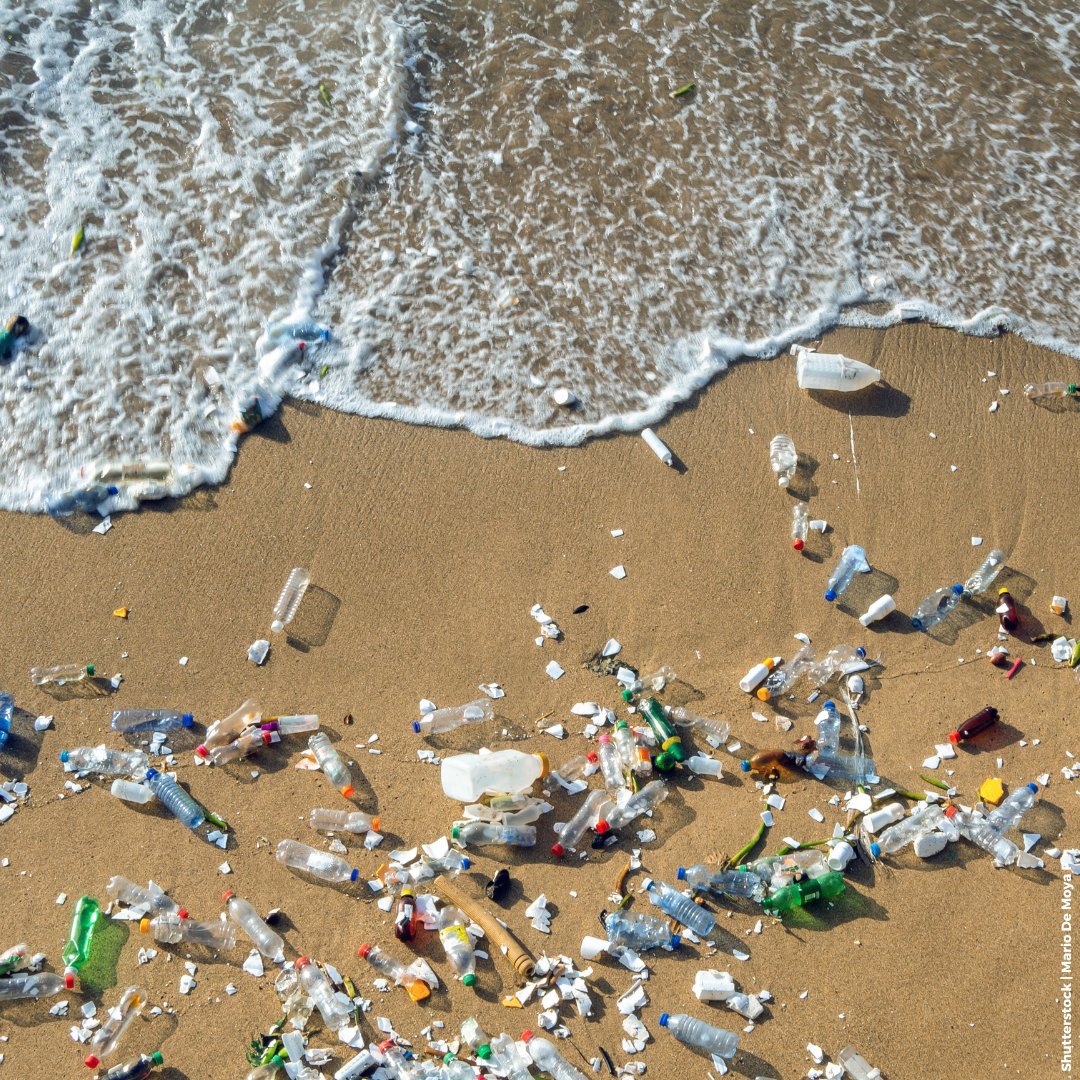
[911,583,964,630]
[595,780,669,835]
[197,699,261,757]
[308,732,356,798]
[460,1016,492,1059]
[657,1012,739,1059]
[0,691,11,749]
[209,726,278,765]
[271,568,310,633]
[275,839,359,883]
[110,778,155,805]
[791,502,809,550]
[641,878,716,937]
[987,782,1039,834]
[111,710,194,735]
[769,434,797,487]
[60,745,149,776]
[223,891,285,961]
[871,802,959,857]
[813,701,841,758]
[757,644,816,702]
[824,545,870,602]
[140,912,236,950]
[412,698,494,736]
[596,733,625,793]
[440,749,548,802]
[552,789,609,857]
[795,350,881,392]
[523,1033,589,1080]
[441,1053,477,1080]
[145,768,206,829]
[613,721,638,770]
[544,751,599,792]
[964,549,1007,595]
[603,909,680,951]
[818,749,878,786]
[0,971,66,1000]
[836,1045,881,1080]
[83,986,146,1068]
[666,706,730,745]
[489,1034,534,1080]
[807,645,868,690]
[105,876,181,915]
[309,808,381,834]
[376,1041,423,1080]
[437,906,477,987]
[1024,380,1079,400]
[266,713,320,736]
[946,806,1019,867]
[357,944,431,1001]
[102,1054,164,1080]
[676,865,766,901]
[30,662,95,688]
[296,956,353,1031]
[450,821,536,848]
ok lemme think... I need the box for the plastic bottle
[451,821,536,848]
[413,698,494,736]
[552,789,608,857]
[333,1050,378,1080]
[596,733,625,793]
[0,944,29,976]
[0,971,66,1000]
[910,583,964,631]
[266,713,320,736]
[441,1053,477,1079]
[437,906,477,986]
[309,808,380,834]
[275,839,359,883]
[824,545,870,602]
[140,911,236,950]
[946,806,1019,866]
[859,594,896,627]
[271,568,310,633]
[394,886,418,943]
[62,895,101,986]
[677,865,766,901]
[223,892,285,961]
[60,746,149,776]
[307,732,356,798]
[739,656,781,693]
[84,986,147,1068]
[603,909,680,951]
[197,699,261,757]
[769,434,797,487]
[789,502,810,551]
[595,780,669,835]
[862,802,905,833]
[634,695,686,770]
[523,1032,589,1080]
[871,803,958,857]
[111,710,194,735]
[964,549,1007,595]
[761,871,846,913]
[757,644,816,702]
[795,350,881,392]
[996,588,1019,632]
[209,726,279,766]
[489,1034,534,1080]
[1024,381,1079,399]
[377,1040,423,1080]
[739,748,812,781]
[818,749,878,786]
[105,876,181,915]
[613,720,638,770]
[987,782,1039,834]
[145,768,205,829]
[357,944,431,1001]
[641,878,716,937]
[544,751,598,791]
[30,662,95,688]
[441,749,548,802]
[807,645,868,689]
[45,483,120,516]
[835,1046,881,1080]
[948,705,999,745]
[109,778,154,805]
[102,1054,165,1080]
[666,706,730,744]
[812,701,841,758]
[657,1012,739,1059]
[296,956,353,1031]
[0,691,11,749]
[641,427,674,466]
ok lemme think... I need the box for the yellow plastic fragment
[501,995,524,1008]
[113,607,128,619]
[979,777,1005,806]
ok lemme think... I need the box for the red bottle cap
[793,538,804,551]
[521,1029,534,1042]
[177,909,189,920]
[551,843,566,858]
[296,955,310,968]
[64,969,75,989]
[595,820,611,835]
[586,751,598,764]
[357,944,371,958]
[84,1055,100,1069]
[194,744,209,758]
[222,890,235,903]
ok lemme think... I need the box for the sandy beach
[0,322,1075,1079]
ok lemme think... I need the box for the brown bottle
[948,705,999,745]
[739,748,811,780]
[996,589,1019,633]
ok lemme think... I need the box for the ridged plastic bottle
[357,944,430,1002]
[964,549,1007,594]
[657,1012,739,1059]
[677,864,765,901]
[275,839,359,883]
[223,892,285,960]
[666,706,730,744]
[769,434,797,486]
[105,876,180,915]
[296,956,353,1031]
[209,726,278,765]
[62,895,100,986]
[145,769,205,828]
[111,710,194,734]
[450,821,536,848]
[641,878,716,937]
[140,912,236,950]
[271,568,310,633]
[597,733,625,793]
[308,732,355,798]
[791,502,809,550]
[30,662,94,687]
[197,699,261,757]
[987,782,1039,833]
[603,909,680,951]
[911,583,964,630]
[1024,381,1078,399]
[824,545,870,602]
[60,746,149,776]
[437,906,477,986]
[309,808,380,834]
[523,1033,589,1080]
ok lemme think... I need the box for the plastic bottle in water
[523,1032,589,1080]
[62,895,100,986]
[603,909,680,951]
[0,692,13,749]
[309,808,381,834]
[836,1045,881,1080]
[111,710,194,734]
[0,971,66,1000]
[83,986,146,1068]
[666,706,731,744]
[489,1034,534,1080]
[824,545,870,602]
[357,944,431,1001]
[209,726,279,766]
[30,662,95,688]
[140,912,236,950]
[45,483,120,516]
[676,865,766,901]
[657,1012,739,1060]
[552,789,609,857]
[101,1053,164,1080]
[105,876,181,915]
[795,349,881,392]
[1024,380,1079,400]
[308,732,356,798]
[276,839,359,883]
[945,806,1019,866]
[910,583,964,630]
[641,878,716,937]
[412,698,494,736]
[197,699,261,757]
[596,733,625,793]
[791,502,809,550]
[145,769,205,829]
[296,956,352,1031]
[437,906,477,986]
[761,870,846,913]
[964,549,1007,595]
[60,745,149,776]
[987,782,1039,834]
[271,568,310,633]
[595,779,669,835]
[223,891,285,961]
[440,749,548,801]
[769,434,797,487]
[450,821,536,848]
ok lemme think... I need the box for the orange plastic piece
[113,607,128,619]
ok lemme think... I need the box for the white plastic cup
[580,935,609,960]
[827,840,856,871]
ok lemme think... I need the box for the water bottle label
[439,926,469,944]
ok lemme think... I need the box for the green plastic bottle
[761,871,846,914]
[62,895,101,987]
[622,690,685,771]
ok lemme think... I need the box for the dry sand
[0,323,1075,1079]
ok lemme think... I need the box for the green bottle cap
[621,688,633,702]
[654,752,676,772]
[463,972,477,987]
[86,663,95,676]
[151,1052,164,1066]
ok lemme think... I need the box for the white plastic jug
[796,350,881,392]
[440,750,549,802]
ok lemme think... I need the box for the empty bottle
[357,944,431,1001]
[111,710,194,735]
[769,434,797,487]
[413,698,494,736]
[276,839,359,883]
[60,746,149,776]
[613,720,638,769]
[333,1051,377,1080]
[911,583,964,631]
[795,349,881,392]
[791,502,809,550]
[761,871,846,913]
[140,912,236,950]
[739,748,812,781]
[440,749,548,802]
[296,956,353,1031]
[197,699,261,757]
[544,751,598,791]
[739,656,781,693]
[307,732,355,798]
[209,726,279,765]
[595,780,669,835]
[489,1034,534,1080]
[949,705,999,745]
[946,806,1019,866]
[523,1033,589,1080]
[871,803,959,857]
[641,427,674,466]
[105,876,181,915]
[45,483,120,516]
[603,909,680,951]
[825,545,870,602]
[271,568,310,633]
[596,733,625,793]
[101,1053,164,1080]
[552,789,609,857]
[677,865,766,901]
[634,695,686,770]
[0,971,66,1000]
[757,644,816,702]
[641,878,716,937]
[987,782,1039,834]
[441,1053,478,1080]
[835,1046,880,1080]
[394,886,418,943]
[110,779,155,805]
[1024,381,1079,399]
[84,986,146,1068]
[309,808,381,834]
[62,895,100,987]
[0,692,13,749]
[964,549,1007,595]
[812,701,841,758]
[807,645,869,689]
[30,662,95,688]
[437,906,477,986]
[666,706,730,744]
[268,713,320,736]
[451,821,536,848]
[145,768,206,829]
[996,588,1019,632]
[223,891,285,961]
[859,594,896,627]
[657,1012,738,1059]
[818,749,878,786]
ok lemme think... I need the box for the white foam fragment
[571,702,601,716]
[218,861,232,874]
[611,528,624,537]
[247,639,270,665]
[243,950,264,977]
[808,808,824,822]
[545,661,565,680]
[1022,833,1041,852]
[602,639,622,657]
[525,895,552,934]
[610,565,627,580]
[179,974,196,995]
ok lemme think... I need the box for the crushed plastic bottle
[437,906,477,987]
[964,549,1007,595]
[806,645,869,690]
[271,568,310,633]
[795,349,881,392]
[84,985,146,1068]
[441,1052,478,1080]
[309,808,380,834]
[603,909,680,951]
[870,803,960,857]
[376,1040,423,1080]
[441,749,548,802]
[987,782,1039,834]
[140,911,236,950]
[641,877,716,937]
[308,732,356,798]
[223,892,285,961]
[677,864,766,901]
[145,768,206,829]
[61,745,149,776]
[948,705,999,745]
[596,732,625,794]
[412,698,494,736]
[1024,381,1079,400]
[761,870,846,913]
[946,806,1019,867]
[769,434,797,487]
[101,1053,164,1080]
[824,545,870,602]
[757,644,816,702]
[30,662,95,688]
[665,706,730,745]
[489,1034,534,1080]
[836,1045,882,1080]
[276,839,359,883]
[543,751,598,793]
[595,779,668,835]
[111,710,194,735]
[0,971,66,1000]
[523,1032,589,1080]
[910,583,964,631]
[105,877,181,915]
[295,956,352,1032]
[451,821,536,848]
[357,944,431,1002]
[657,1012,739,1060]
[552,789,608,858]
[62,895,101,987]
[209,725,280,766]
[197,699,261,757]
[791,502,809,550]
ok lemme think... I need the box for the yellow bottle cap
[139,918,150,935]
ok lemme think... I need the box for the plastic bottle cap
[793,538,804,550]
[598,732,612,745]
[462,973,477,987]
[378,1039,394,1052]
[654,752,675,771]
[658,1013,670,1027]
[460,857,471,869]
[870,842,881,858]
[349,868,360,882]
[411,721,421,733]
[586,751,598,763]
[739,760,751,772]
[676,867,686,880]
[621,688,633,702]
[825,588,837,602]
[181,714,194,726]
[371,816,381,831]
[551,843,566,858]
[535,753,550,778]
[947,730,961,745]
[177,909,189,920]
[1026,782,1039,793]
[194,745,209,757]
[640,876,654,891]
[755,687,770,701]
[952,584,963,594]
[594,820,610,835]
[84,1054,100,1069]
[998,587,1009,596]
[86,664,95,676]
[944,805,958,819]
[358,944,371,958]
[64,968,75,989]
[477,1044,492,1060]
[670,934,681,948]
[615,720,629,731]
[151,1052,164,1065]
[145,768,159,780]
[139,917,151,934]
[296,955,310,968]
[451,826,461,840]
[521,1030,534,1042]
[59,750,69,763]
[340,785,355,798]
[222,891,235,903]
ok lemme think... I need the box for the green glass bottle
[623,691,686,770]
[61,895,101,987]
[761,871,846,914]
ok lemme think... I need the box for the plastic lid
[658,1012,670,1027]
[86,664,95,676]
[443,1053,457,1064]
[476,1043,492,1059]
[64,969,75,989]
[59,750,69,763]
[521,1029,535,1042]
[739,760,751,772]
[654,752,675,771]
[551,843,566,858]
[676,867,686,880]
[194,744,208,757]
[640,876,654,890]
[181,714,194,726]
[947,730,961,745]
[1026,782,1039,793]
[793,538,804,550]
[349,868,360,882]
[951,584,963,594]
[594,820,610,835]
[411,721,421,733]
[151,1052,164,1065]
[145,767,159,779]
[825,700,836,710]
[670,934,681,948]
[855,647,867,657]
[535,753,550,778]
[586,751,598,763]
[177,909,189,919]
[944,805,958,819]
[825,588,837,602]
[222,890,235,902]
[598,732,612,745]
[615,720,629,731]
[84,1054,100,1069]
[462,973,477,987]
[621,688,633,702]
[296,955,310,967]
[869,842,881,858]
[378,1039,394,1052]
[358,944,371,958]
[340,784,355,798]
[371,816,381,831]
[998,587,1010,596]
[451,826,461,840]
[460,857,471,869]
[755,687,770,701]
[139,917,151,934]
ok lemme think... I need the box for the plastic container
[836,1045,881,1080]
[308,732,356,798]
[267,713,320,736]
[62,895,100,986]
[271,568,310,633]
[739,657,781,693]
[987,782,1038,834]
[757,644,816,702]
[276,839,359,883]
[110,778,155,805]
[489,1034,534,1080]
[209,726,279,766]
[911,583,964,631]
[437,906,477,986]
[595,780,669,834]
[145,769,205,829]
[309,808,380,834]
[657,1012,738,1059]
[863,802,905,833]
[1024,381,1078,399]
[825,545,870,602]
[964,549,1007,595]
[677,864,765,901]
[224,892,285,961]
[140,912,236,950]
[413,698,493,736]
[30,662,94,688]
[603,909,680,951]
[450,821,536,848]
[296,956,353,1031]
[870,803,959,857]
[641,877,716,937]
[440,749,548,802]
[946,806,1019,866]
[61,746,149,776]
[949,705,999,745]
[357,944,430,1001]
[769,434,797,486]
[84,986,146,1068]
[105,877,180,914]
[544,751,598,791]
[0,971,66,1000]
[761,870,846,913]
[111,710,194,735]
[552,789,608,857]
[101,1052,164,1080]
[635,695,686,770]
[791,502,809,550]
[859,594,896,626]
[666,706,730,744]
[641,427,674,466]
[795,350,881,392]
[596,733,625,793]
[197,699,261,757]
[523,1033,589,1080]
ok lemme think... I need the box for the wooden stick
[431,874,536,984]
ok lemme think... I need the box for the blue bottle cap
[951,584,964,594]
[460,857,472,870]
[411,721,421,733]
[350,868,360,882]
[676,867,686,880]
[107,485,119,496]
[738,760,751,772]
[659,1013,670,1027]
[181,714,194,727]
[856,646,867,658]
[670,934,681,948]
[824,700,836,710]
[911,618,924,630]
[1026,782,1039,793]
[146,768,159,780]
[825,589,837,602]
[870,842,881,858]
[59,750,69,763]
